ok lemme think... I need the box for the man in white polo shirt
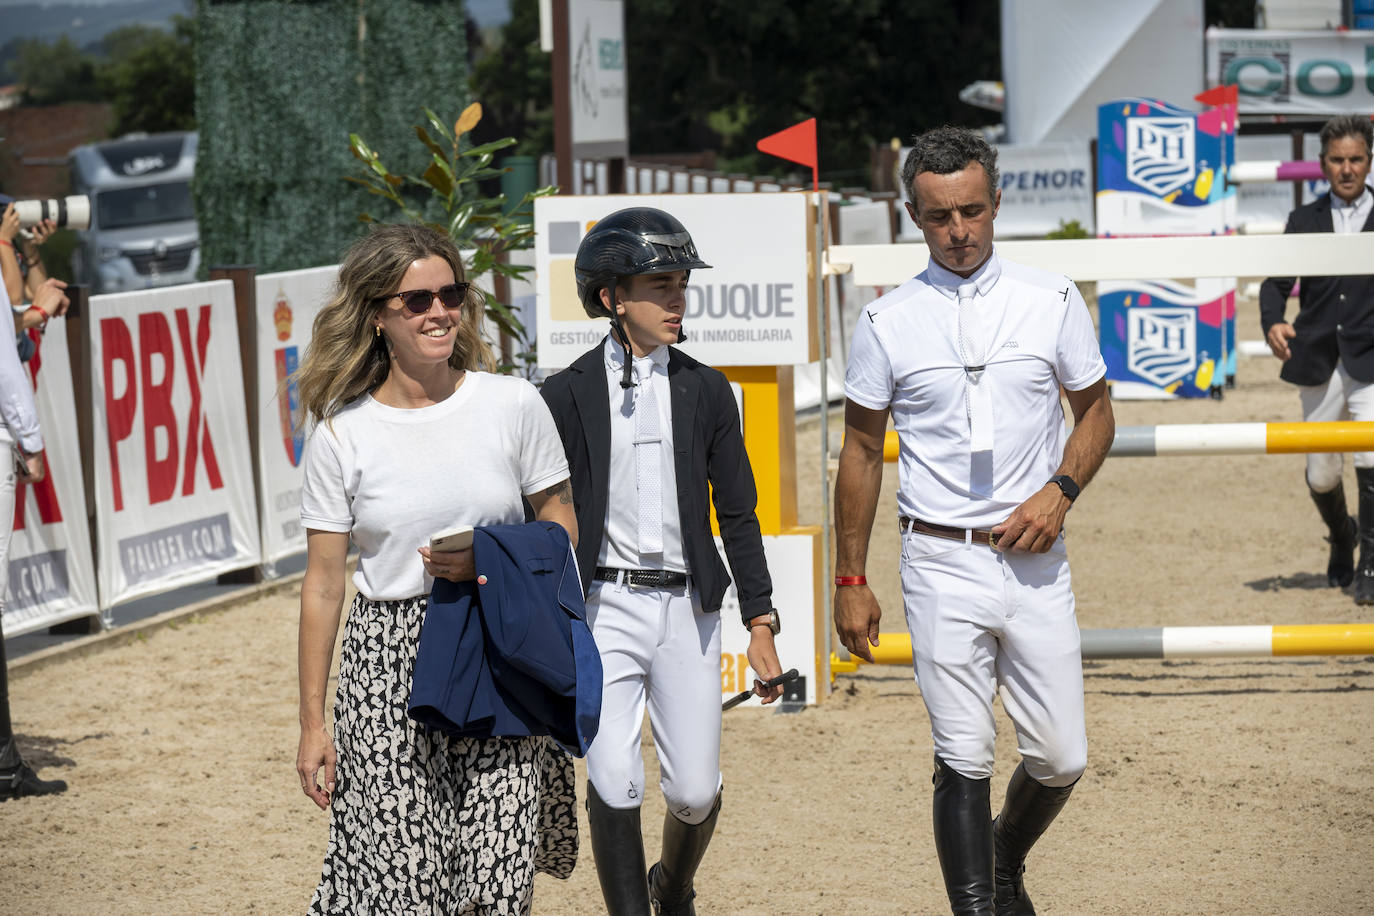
[833,126,1115,916]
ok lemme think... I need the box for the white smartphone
[429,525,474,552]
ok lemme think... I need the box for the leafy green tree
[624,0,1000,184]
[468,0,553,157]
[100,17,196,134]
[11,37,101,105]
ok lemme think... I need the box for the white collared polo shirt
[845,250,1105,529]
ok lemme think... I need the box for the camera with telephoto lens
[9,195,91,230]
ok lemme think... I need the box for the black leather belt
[899,516,999,548]
[594,567,689,588]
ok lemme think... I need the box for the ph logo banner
[1126,117,1196,196]
[255,266,335,567]
[1096,98,1236,237]
[1098,280,1230,399]
[90,281,261,607]
[1127,308,1196,386]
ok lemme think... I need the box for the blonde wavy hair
[295,223,495,422]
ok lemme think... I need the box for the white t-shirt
[845,250,1105,529]
[300,371,570,600]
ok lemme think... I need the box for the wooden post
[552,0,572,193]
[211,265,264,585]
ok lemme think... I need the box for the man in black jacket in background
[1260,114,1374,602]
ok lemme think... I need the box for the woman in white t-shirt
[293,223,578,915]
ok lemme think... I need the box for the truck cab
[69,132,199,294]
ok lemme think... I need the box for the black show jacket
[1259,188,1374,387]
[540,341,774,626]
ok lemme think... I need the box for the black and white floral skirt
[309,594,578,915]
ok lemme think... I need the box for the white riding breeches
[900,530,1087,788]
[584,578,723,825]
[1300,360,1374,492]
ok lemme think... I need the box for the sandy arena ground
[2,292,1372,915]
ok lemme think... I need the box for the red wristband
[834,575,867,586]
[0,239,12,249]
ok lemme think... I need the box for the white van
[69,131,199,294]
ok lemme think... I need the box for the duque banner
[535,193,813,369]
[89,280,261,607]
[1207,28,1374,117]
[254,265,336,569]
[3,321,99,637]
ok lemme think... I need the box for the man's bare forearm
[834,440,885,575]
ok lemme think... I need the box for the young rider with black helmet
[541,206,784,915]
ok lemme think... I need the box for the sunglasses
[376,282,471,314]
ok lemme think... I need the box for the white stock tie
[634,359,663,555]
[957,282,994,453]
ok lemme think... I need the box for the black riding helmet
[574,207,711,387]
[575,206,712,318]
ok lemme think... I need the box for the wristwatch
[1049,474,1080,503]
[747,609,781,635]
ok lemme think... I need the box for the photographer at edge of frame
[0,237,71,801]
[1,201,69,356]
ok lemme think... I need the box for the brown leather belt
[899,516,999,548]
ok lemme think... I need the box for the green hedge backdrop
[194,0,470,274]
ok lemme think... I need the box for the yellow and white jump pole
[880,422,1374,463]
[830,624,1374,674]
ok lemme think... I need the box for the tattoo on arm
[540,480,574,505]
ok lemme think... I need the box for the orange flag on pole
[757,117,819,190]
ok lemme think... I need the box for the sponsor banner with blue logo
[1096,98,1237,238]
[254,266,336,567]
[1099,280,1233,399]
[1097,98,1238,397]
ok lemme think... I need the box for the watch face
[751,611,780,635]
[1053,475,1079,501]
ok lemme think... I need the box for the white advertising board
[2,322,100,637]
[1208,28,1374,117]
[254,266,336,567]
[895,143,1095,241]
[717,533,820,708]
[89,281,261,607]
[568,0,628,157]
[535,193,812,369]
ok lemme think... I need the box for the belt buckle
[988,531,1000,551]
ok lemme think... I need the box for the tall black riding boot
[0,737,67,801]
[648,792,721,916]
[992,763,1077,916]
[0,634,66,802]
[932,756,995,916]
[586,782,651,916]
[1309,481,1357,587]
[1355,469,1374,604]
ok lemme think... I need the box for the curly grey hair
[900,126,1000,207]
